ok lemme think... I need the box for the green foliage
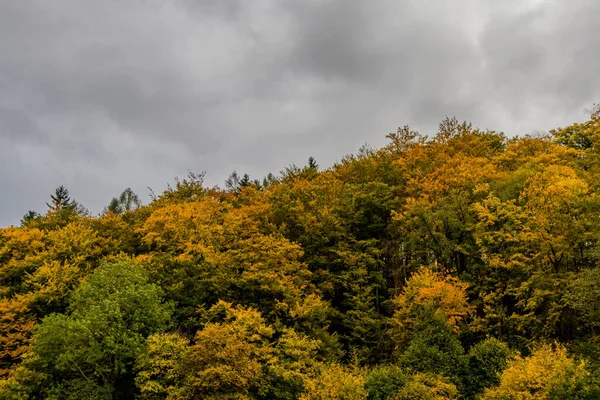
[266,328,323,400]
[566,268,600,335]
[364,364,407,400]
[46,186,75,213]
[398,314,466,387]
[462,338,513,398]
[1,261,172,399]
[104,188,142,215]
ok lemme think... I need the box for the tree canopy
[3,109,600,398]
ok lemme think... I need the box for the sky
[0,0,599,226]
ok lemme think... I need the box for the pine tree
[307,156,318,170]
[46,186,75,212]
[20,210,39,226]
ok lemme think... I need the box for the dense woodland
[2,107,600,399]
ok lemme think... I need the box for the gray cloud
[1,0,598,226]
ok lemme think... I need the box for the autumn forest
[2,108,600,399]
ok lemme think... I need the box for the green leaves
[10,261,172,399]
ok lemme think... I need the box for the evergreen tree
[307,156,318,170]
[20,210,39,226]
[46,185,75,212]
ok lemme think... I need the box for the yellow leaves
[521,165,588,214]
[138,196,321,325]
[0,227,45,261]
[0,221,108,375]
[140,199,278,263]
[473,164,592,273]
[45,222,103,265]
[0,228,46,292]
[270,172,346,238]
[300,363,367,400]
[139,199,227,258]
[395,373,459,400]
[89,211,137,254]
[472,194,532,270]
[0,294,36,376]
[390,267,471,348]
[406,154,505,200]
[25,260,85,305]
[135,332,190,400]
[482,343,589,399]
[180,302,275,398]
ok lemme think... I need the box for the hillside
[2,110,600,399]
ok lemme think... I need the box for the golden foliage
[391,266,471,342]
[482,343,589,399]
[300,363,367,400]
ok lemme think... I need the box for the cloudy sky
[0,0,598,226]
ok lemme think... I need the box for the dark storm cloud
[1,0,599,226]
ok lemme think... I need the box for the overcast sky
[0,0,598,226]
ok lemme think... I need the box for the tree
[398,314,466,387]
[364,364,407,400]
[176,301,275,399]
[46,186,76,212]
[135,332,190,400]
[225,170,240,192]
[482,343,597,399]
[104,197,123,215]
[393,373,458,400]
[262,172,279,188]
[103,188,142,215]
[566,268,600,336]
[389,267,471,351]
[265,328,323,400]
[462,338,513,398]
[307,157,318,170]
[19,211,39,227]
[300,363,367,400]
[3,261,173,399]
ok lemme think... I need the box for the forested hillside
[2,108,600,399]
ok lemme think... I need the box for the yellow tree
[390,266,471,347]
[176,301,275,399]
[482,343,595,399]
[300,363,367,400]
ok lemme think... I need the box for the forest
[1,107,600,399]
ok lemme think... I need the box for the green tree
[398,314,466,387]
[364,364,407,400]
[19,211,39,227]
[566,268,600,336]
[3,261,173,399]
[46,186,75,212]
[462,338,513,398]
[104,188,142,215]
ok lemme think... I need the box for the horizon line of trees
[2,106,600,398]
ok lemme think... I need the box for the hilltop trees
[3,109,600,397]
[104,188,142,215]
